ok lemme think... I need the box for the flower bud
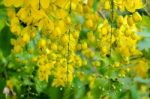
[127,16,134,26]
[132,12,142,22]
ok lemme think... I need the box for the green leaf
[142,16,150,30]
[134,77,150,84]
[138,38,150,49]
[35,78,47,93]
[0,79,5,99]
[0,26,12,56]
[0,19,5,32]
[142,48,150,59]
[45,87,63,99]
[93,0,99,11]
[131,85,139,99]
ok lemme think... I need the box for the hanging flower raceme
[3,0,148,92]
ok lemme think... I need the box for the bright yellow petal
[40,0,49,9]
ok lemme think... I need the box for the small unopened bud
[132,12,142,22]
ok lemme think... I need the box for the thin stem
[66,0,72,85]
[110,0,114,56]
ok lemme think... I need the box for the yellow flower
[17,7,30,23]
[104,0,111,10]
[52,63,73,87]
[132,12,142,22]
[3,0,14,7]
[125,0,143,12]
[72,31,80,39]
[92,61,101,67]
[70,0,78,10]
[76,4,83,14]
[13,0,24,7]
[87,0,94,8]
[81,42,88,50]
[40,0,50,9]
[51,43,58,51]
[61,35,69,45]
[77,71,85,81]
[101,27,108,35]
[38,38,46,49]
[118,46,130,57]
[52,27,61,37]
[38,63,52,82]
[7,8,16,19]
[114,0,125,11]
[101,46,108,55]
[7,80,13,90]
[114,62,120,67]
[85,19,94,29]
[88,75,96,88]
[119,69,126,77]
[133,59,149,78]
[65,16,71,25]
[13,45,22,54]
[55,0,69,8]
[30,0,39,9]
[87,31,95,43]
[10,25,21,35]
[22,33,30,44]
[117,16,124,26]
[55,9,67,19]
[127,16,134,26]
[87,91,94,99]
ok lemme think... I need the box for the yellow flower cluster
[97,19,112,56]
[4,0,82,86]
[133,59,149,78]
[104,0,143,12]
[115,13,142,58]
[3,0,147,88]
